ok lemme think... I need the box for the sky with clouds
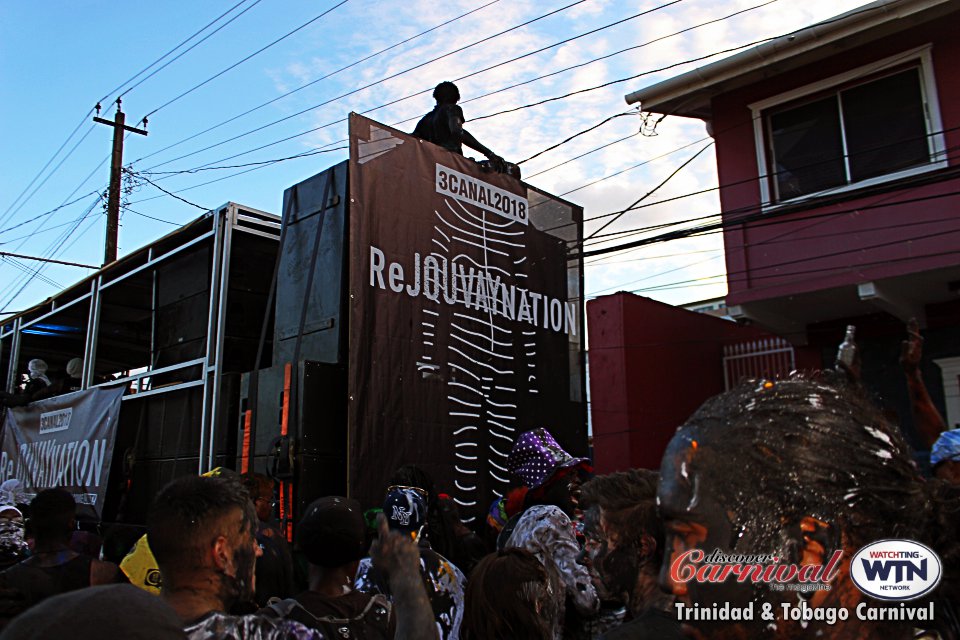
[0,0,873,317]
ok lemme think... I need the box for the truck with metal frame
[0,117,587,531]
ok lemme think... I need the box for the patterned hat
[508,428,589,489]
[486,497,508,533]
[931,429,960,467]
[383,486,428,535]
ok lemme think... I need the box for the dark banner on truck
[347,113,585,520]
[0,386,124,519]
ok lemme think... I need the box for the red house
[590,0,960,472]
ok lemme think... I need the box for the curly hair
[433,81,460,104]
[581,469,663,564]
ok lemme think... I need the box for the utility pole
[93,98,147,266]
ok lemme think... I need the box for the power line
[14,0,882,262]
[472,2,887,123]
[578,180,960,260]
[117,0,266,110]
[525,131,641,180]
[593,213,960,298]
[141,0,353,121]
[0,196,102,310]
[586,142,713,240]
[0,257,62,289]
[132,0,504,165]
[139,0,592,172]
[138,0,713,177]
[622,240,960,298]
[94,2,895,234]
[457,0,775,117]
[123,207,181,226]
[0,251,98,269]
[0,210,102,246]
[141,145,348,175]
[585,246,723,267]
[135,0,770,184]
[0,192,100,237]
[578,132,960,249]
[1,1,259,228]
[0,119,94,224]
[516,112,637,166]
[128,170,209,211]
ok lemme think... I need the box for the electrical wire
[2,0,261,228]
[137,0,737,178]
[586,141,713,240]
[139,0,592,172]
[132,0,504,164]
[591,208,960,298]
[517,112,637,166]
[524,130,641,180]
[579,178,960,262]
[122,207,181,226]
[0,192,100,237]
[0,119,94,225]
[578,132,960,250]
[0,257,62,289]
[129,171,209,211]
[623,240,960,298]
[456,0,776,116]
[0,196,103,310]
[141,0,352,121]
[141,146,347,175]
[3,0,897,303]
[133,0,774,184]
[120,0,267,113]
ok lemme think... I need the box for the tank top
[0,551,93,609]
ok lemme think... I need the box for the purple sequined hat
[508,428,589,489]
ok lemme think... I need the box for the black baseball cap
[297,496,367,568]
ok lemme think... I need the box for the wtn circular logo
[850,539,942,601]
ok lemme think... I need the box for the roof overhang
[624,0,957,120]
[727,263,960,344]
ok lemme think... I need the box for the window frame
[749,45,946,209]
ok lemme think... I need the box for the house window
[766,67,934,202]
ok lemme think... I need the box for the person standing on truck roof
[412,82,507,172]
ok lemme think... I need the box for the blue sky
[0,0,871,316]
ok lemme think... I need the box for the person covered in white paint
[0,359,51,408]
[498,428,599,640]
[355,486,466,640]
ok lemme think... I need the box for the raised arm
[901,318,948,448]
[370,514,439,640]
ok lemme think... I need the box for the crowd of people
[0,323,956,639]
[0,358,83,408]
